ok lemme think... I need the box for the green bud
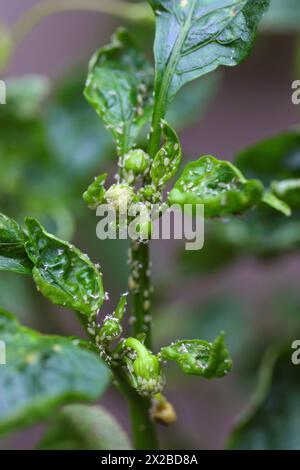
[99,316,122,343]
[138,184,162,204]
[123,338,165,397]
[83,174,107,209]
[124,149,150,175]
[98,293,127,344]
[105,184,137,213]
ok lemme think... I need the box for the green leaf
[227,346,300,449]
[262,0,300,32]
[262,191,291,217]
[24,218,104,316]
[150,0,270,107]
[151,120,181,187]
[0,213,32,274]
[160,332,232,378]
[0,310,110,437]
[83,173,107,209]
[236,130,300,210]
[168,155,263,218]
[38,404,132,450]
[84,28,154,155]
[271,179,300,210]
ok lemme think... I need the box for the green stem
[10,0,153,51]
[130,240,152,349]
[113,367,159,450]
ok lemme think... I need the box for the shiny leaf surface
[25,218,104,316]
[151,120,181,187]
[150,0,270,106]
[84,28,154,155]
[168,155,263,217]
[160,332,232,378]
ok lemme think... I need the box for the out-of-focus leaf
[168,156,263,218]
[0,310,110,437]
[25,218,104,316]
[236,130,300,210]
[179,225,238,276]
[262,190,291,217]
[262,0,300,32]
[45,77,113,179]
[84,28,154,155]
[271,179,300,210]
[227,346,300,449]
[38,404,132,450]
[166,72,220,130]
[0,213,32,274]
[150,0,270,107]
[160,332,232,378]
[5,76,50,119]
[151,120,181,187]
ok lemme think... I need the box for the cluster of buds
[123,149,150,180]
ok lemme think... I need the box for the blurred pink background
[1,0,300,450]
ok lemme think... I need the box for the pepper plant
[0,0,284,450]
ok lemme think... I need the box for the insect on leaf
[24,218,104,316]
[84,28,154,156]
[149,0,270,106]
[151,119,182,187]
[160,332,232,378]
[168,155,263,218]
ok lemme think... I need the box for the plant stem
[113,368,159,450]
[130,240,152,349]
[10,0,153,51]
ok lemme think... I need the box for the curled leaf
[160,333,232,378]
[24,218,104,316]
[121,337,165,397]
[168,155,263,218]
[84,28,154,155]
[0,213,32,274]
[151,120,182,187]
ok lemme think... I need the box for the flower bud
[99,316,122,344]
[105,184,137,213]
[124,149,150,176]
